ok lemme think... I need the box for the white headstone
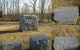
[54,37,79,50]
[54,7,79,24]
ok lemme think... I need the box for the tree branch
[24,3,33,8]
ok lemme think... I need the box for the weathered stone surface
[29,35,48,50]
[54,7,79,24]
[0,40,22,50]
[54,37,79,50]
[19,15,39,31]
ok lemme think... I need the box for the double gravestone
[0,40,22,50]
[54,7,79,24]
[53,37,79,50]
[19,15,39,31]
[29,35,48,50]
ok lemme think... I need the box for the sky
[19,0,51,13]
[0,0,51,13]
[20,0,51,8]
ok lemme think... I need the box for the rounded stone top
[20,15,39,21]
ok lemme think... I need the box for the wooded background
[0,0,51,22]
[0,0,80,22]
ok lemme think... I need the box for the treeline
[0,13,52,22]
[0,0,52,22]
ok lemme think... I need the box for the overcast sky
[20,0,51,8]
[19,0,51,13]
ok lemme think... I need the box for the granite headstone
[19,15,39,31]
[29,35,48,50]
[53,37,79,50]
[54,7,79,24]
[0,40,22,50]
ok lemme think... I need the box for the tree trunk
[78,6,80,16]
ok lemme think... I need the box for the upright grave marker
[54,7,79,24]
[19,15,39,31]
[53,37,79,50]
[29,35,48,50]
[0,40,22,50]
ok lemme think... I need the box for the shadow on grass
[23,48,29,50]
[0,30,20,34]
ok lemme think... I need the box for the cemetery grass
[0,22,80,49]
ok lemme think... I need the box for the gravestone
[54,7,79,24]
[53,37,79,50]
[19,15,39,31]
[0,40,22,50]
[29,35,48,50]
[0,43,2,50]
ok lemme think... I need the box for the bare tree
[8,0,20,21]
[0,0,3,19]
[47,5,51,22]
[38,0,48,22]
[0,0,2,11]
[32,0,37,14]
[24,0,37,14]
[0,0,51,21]
[14,0,20,14]
[5,0,20,21]
[22,4,30,15]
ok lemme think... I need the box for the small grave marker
[29,35,48,50]
[0,40,22,50]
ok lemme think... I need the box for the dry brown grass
[0,22,80,49]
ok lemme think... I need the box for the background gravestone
[19,15,39,31]
[0,40,22,50]
[29,35,48,50]
[54,7,79,24]
[53,37,79,50]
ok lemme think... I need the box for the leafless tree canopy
[0,0,51,22]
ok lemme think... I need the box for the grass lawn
[0,22,80,50]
